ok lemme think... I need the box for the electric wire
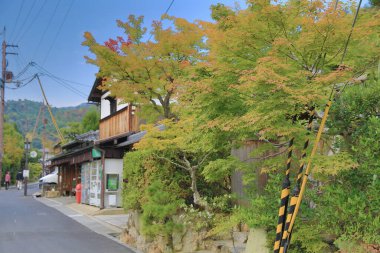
[16,0,48,44]
[32,62,87,92]
[41,0,75,66]
[13,55,27,78]
[14,62,32,79]
[14,55,37,84]
[31,63,88,98]
[340,0,363,65]
[280,1,364,251]
[42,74,88,99]
[6,74,37,90]
[10,61,88,99]
[12,0,37,43]
[32,0,62,60]
[147,0,175,42]
[31,62,90,87]
[36,74,65,143]
[9,0,25,42]
[38,72,88,99]
[30,103,44,142]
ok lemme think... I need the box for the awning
[50,146,93,166]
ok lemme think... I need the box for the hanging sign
[92,149,102,158]
[23,170,30,178]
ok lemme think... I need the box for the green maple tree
[83,15,205,120]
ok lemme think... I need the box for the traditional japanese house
[50,131,99,199]
[87,77,141,208]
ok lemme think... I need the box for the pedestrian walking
[5,171,11,190]
[16,171,23,190]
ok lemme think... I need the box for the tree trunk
[189,166,208,209]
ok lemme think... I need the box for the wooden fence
[99,106,139,140]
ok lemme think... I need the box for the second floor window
[108,97,117,114]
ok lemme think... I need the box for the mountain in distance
[5,99,97,149]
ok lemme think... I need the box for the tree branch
[242,149,287,162]
[155,154,190,171]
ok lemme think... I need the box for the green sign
[92,149,102,158]
[107,174,119,191]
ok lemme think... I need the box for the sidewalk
[35,195,140,253]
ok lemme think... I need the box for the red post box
[75,183,81,203]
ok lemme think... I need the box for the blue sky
[0,0,369,107]
[0,0,246,107]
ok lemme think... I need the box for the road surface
[0,183,133,253]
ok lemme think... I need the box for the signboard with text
[23,170,29,178]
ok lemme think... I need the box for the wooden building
[50,76,144,209]
[87,77,142,208]
[50,131,99,197]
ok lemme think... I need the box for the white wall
[117,99,128,111]
[105,158,123,174]
[100,92,129,119]
[104,158,124,207]
[101,92,111,119]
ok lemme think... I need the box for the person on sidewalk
[16,171,23,190]
[5,171,11,190]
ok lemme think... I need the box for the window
[110,98,117,114]
[106,97,117,114]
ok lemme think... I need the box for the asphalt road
[0,183,132,253]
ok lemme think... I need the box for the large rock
[244,228,269,253]
[172,231,184,252]
[233,232,249,244]
[120,231,136,245]
[181,229,199,252]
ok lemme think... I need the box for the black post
[24,138,30,196]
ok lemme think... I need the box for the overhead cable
[33,0,62,60]
[9,0,26,42]
[12,0,37,43]
[16,0,48,44]
[31,63,88,98]
[147,0,175,42]
[41,0,75,66]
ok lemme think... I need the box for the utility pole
[0,27,17,189]
[24,138,30,196]
[42,103,46,176]
[0,35,5,189]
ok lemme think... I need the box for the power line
[13,53,26,76]
[16,0,48,44]
[49,76,90,87]
[6,74,37,90]
[35,74,88,99]
[280,1,365,251]
[41,74,88,99]
[14,61,32,79]
[9,0,25,41]
[12,0,37,43]
[339,0,363,65]
[31,63,88,98]
[18,54,36,79]
[163,0,175,17]
[9,61,88,98]
[147,0,175,42]
[32,64,90,87]
[32,0,61,61]
[41,0,75,66]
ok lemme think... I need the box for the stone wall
[120,211,260,253]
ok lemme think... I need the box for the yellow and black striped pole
[281,101,332,253]
[273,137,294,253]
[279,110,315,253]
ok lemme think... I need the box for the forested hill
[5,99,97,148]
